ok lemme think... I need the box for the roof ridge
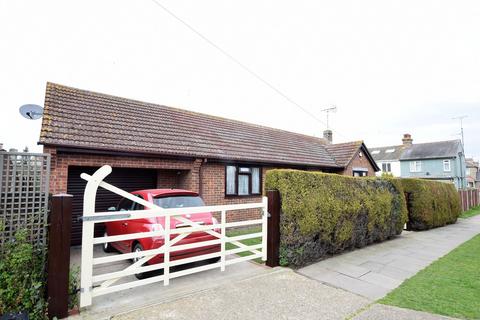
[45,82,328,145]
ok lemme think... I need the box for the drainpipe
[199,158,206,196]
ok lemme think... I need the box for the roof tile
[40,83,350,167]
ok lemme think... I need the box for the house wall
[340,149,377,177]
[375,160,401,177]
[44,145,378,224]
[44,146,197,194]
[400,156,467,189]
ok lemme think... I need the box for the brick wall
[44,146,196,194]
[200,162,267,222]
[341,148,377,177]
[45,146,377,224]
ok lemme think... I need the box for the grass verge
[226,226,263,264]
[380,234,480,319]
[460,205,480,219]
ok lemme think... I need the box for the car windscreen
[153,195,205,209]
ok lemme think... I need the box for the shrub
[400,178,461,230]
[0,229,48,319]
[265,169,408,267]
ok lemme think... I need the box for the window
[443,160,451,172]
[410,161,422,172]
[371,150,380,155]
[385,148,395,153]
[382,163,391,172]
[225,165,261,196]
[353,170,368,177]
[154,195,205,208]
[117,198,134,211]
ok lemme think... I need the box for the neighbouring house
[38,83,379,245]
[371,134,467,189]
[370,134,416,177]
[465,158,480,188]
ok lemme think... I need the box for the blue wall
[400,156,467,189]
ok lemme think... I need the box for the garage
[67,166,158,246]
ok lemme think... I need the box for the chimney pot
[402,133,413,146]
[323,130,333,144]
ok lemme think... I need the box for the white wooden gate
[79,165,268,308]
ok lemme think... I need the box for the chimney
[323,129,333,144]
[402,133,413,146]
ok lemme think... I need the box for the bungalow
[39,83,379,245]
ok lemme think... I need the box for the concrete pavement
[114,268,371,320]
[74,216,480,319]
[298,215,480,300]
[113,269,457,320]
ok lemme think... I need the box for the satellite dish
[19,104,43,120]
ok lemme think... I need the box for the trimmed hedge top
[400,178,460,230]
[265,169,408,267]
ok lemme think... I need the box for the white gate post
[79,165,112,308]
[220,210,226,271]
[261,196,268,261]
[164,214,170,286]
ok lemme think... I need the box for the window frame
[225,164,262,197]
[443,160,451,172]
[410,161,422,172]
[382,162,391,173]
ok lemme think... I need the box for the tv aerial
[320,105,337,129]
[19,104,44,120]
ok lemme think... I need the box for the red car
[103,189,220,277]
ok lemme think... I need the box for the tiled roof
[325,141,363,167]
[400,140,462,160]
[369,145,405,161]
[40,83,354,167]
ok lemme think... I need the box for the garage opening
[67,167,158,246]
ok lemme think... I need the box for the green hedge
[400,178,461,230]
[265,170,408,267]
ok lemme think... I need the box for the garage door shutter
[67,166,158,246]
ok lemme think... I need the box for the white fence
[79,165,268,308]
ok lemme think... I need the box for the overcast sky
[1,0,479,159]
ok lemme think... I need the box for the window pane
[226,166,236,195]
[382,163,387,172]
[416,161,422,172]
[251,167,260,194]
[387,163,391,172]
[239,167,251,173]
[154,196,205,208]
[238,174,249,195]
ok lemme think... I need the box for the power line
[149,0,349,140]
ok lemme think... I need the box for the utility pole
[453,115,468,189]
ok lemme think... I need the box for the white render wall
[375,160,401,177]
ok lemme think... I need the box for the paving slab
[352,304,459,320]
[113,269,370,320]
[298,216,480,300]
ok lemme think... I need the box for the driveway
[75,216,480,319]
[298,215,480,300]
[113,268,456,320]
